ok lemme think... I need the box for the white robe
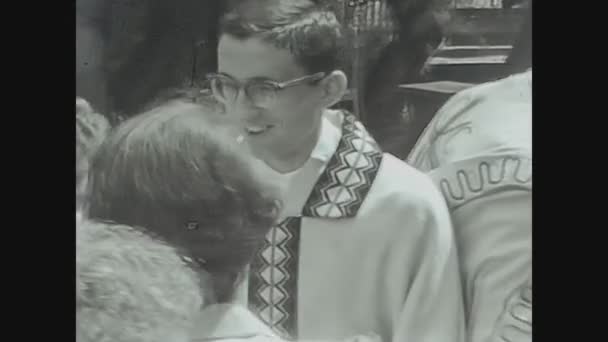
[191,304,282,342]
[245,110,465,342]
[191,303,383,342]
[407,70,532,342]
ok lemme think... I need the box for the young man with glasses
[207,1,465,341]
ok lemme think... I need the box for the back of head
[361,0,447,154]
[76,219,203,342]
[220,0,344,74]
[505,3,532,75]
[76,98,111,212]
[87,100,281,301]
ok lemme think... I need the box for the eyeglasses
[205,72,326,108]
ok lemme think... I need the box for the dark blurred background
[76,0,531,157]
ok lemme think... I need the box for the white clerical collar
[190,304,280,341]
[309,109,343,164]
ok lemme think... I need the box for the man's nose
[232,91,262,121]
[233,88,255,110]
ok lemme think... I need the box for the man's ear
[318,70,348,108]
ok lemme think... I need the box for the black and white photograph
[76,0,532,341]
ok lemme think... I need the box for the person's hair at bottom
[76,219,203,342]
[87,99,281,302]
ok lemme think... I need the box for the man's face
[217,34,324,159]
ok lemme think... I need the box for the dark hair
[77,219,202,342]
[219,0,344,74]
[76,98,111,210]
[361,0,446,157]
[505,4,531,75]
[88,100,280,301]
[102,0,222,117]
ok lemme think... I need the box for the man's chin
[248,141,275,159]
[246,130,276,146]
[248,139,286,161]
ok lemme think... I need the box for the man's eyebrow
[249,76,276,82]
[217,72,276,83]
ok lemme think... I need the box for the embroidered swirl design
[490,280,532,342]
[435,156,532,210]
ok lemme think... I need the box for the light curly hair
[76,219,204,342]
[76,98,110,212]
[88,100,281,302]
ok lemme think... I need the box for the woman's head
[76,219,203,342]
[87,100,281,301]
[76,98,111,213]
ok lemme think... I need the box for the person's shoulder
[451,70,532,107]
[361,154,454,250]
[440,71,532,128]
[369,154,448,216]
[428,72,532,164]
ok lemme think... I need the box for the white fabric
[190,304,384,342]
[266,110,466,342]
[309,109,343,163]
[191,304,282,342]
[407,70,532,342]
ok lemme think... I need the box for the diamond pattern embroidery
[303,113,383,218]
[249,217,301,339]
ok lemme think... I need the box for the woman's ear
[318,70,348,108]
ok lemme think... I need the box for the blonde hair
[88,100,280,302]
[76,98,110,212]
[76,219,204,342]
